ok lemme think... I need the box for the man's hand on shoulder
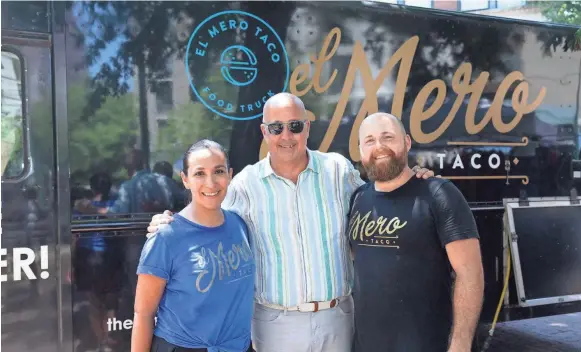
[411,165,439,179]
[146,210,174,238]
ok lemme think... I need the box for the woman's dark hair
[89,172,112,201]
[182,139,230,175]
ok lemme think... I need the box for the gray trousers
[251,295,354,352]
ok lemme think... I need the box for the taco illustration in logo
[220,45,258,87]
[186,10,290,121]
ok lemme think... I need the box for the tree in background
[155,102,234,172]
[68,1,238,117]
[65,1,267,175]
[0,114,23,177]
[59,1,581,179]
[66,80,139,186]
[540,1,581,51]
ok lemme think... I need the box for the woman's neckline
[174,209,228,231]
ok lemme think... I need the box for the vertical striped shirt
[222,149,365,307]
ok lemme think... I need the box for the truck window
[1,50,26,179]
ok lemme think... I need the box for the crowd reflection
[72,148,186,216]
[70,147,187,351]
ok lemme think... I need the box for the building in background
[374,0,548,22]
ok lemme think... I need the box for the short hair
[153,161,174,178]
[89,172,112,200]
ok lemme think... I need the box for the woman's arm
[131,273,167,352]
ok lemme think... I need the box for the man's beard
[362,147,408,182]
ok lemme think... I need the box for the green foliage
[1,114,24,178]
[66,81,139,185]
[0,113,22,140]
[155,101,234,169]
[64,80,232,186]
[540,1,581,25]
[72,1,236,116]
[540,1,581,50]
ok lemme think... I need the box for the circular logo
[185,10,290,121]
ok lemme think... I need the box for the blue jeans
[251,295,355,352]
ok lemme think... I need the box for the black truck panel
[1,1,580,351]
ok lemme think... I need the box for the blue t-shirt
[137,210,255,352]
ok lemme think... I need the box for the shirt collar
[260,148,319,179]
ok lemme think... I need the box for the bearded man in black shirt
[349,112,484,352]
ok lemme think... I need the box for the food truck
[1,1,580,351]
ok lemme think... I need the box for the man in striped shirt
[146,93,434,351]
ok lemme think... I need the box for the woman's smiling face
[180,147,232,211]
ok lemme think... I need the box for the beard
[362,147,408,182]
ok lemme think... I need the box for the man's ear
[229,168,233,179]
[405,134,412,152]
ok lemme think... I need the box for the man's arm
[106,182,131,214]
[446,238,484,352]
[74,183,130,215]
[221,173,250,221]
[345,160,366,199]
[432,181,484,352]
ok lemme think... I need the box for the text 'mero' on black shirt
[347,176,479,352]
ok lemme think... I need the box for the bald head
[263,93,306,122]
[360,112,407,141]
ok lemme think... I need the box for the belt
[261,297,340,313]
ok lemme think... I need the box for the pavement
[483,313,581,352]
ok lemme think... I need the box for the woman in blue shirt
[131,140,255,352]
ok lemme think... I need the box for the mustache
[363,148,407,182]
[371,147,395,159]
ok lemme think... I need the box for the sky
[73,2,135,91]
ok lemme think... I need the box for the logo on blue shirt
[185,10,290,121]
[193,240,254,293]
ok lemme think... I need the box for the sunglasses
[263,120,307,135]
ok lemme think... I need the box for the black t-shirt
[348,176,479,352]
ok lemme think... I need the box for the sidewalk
[485,313,581,352]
